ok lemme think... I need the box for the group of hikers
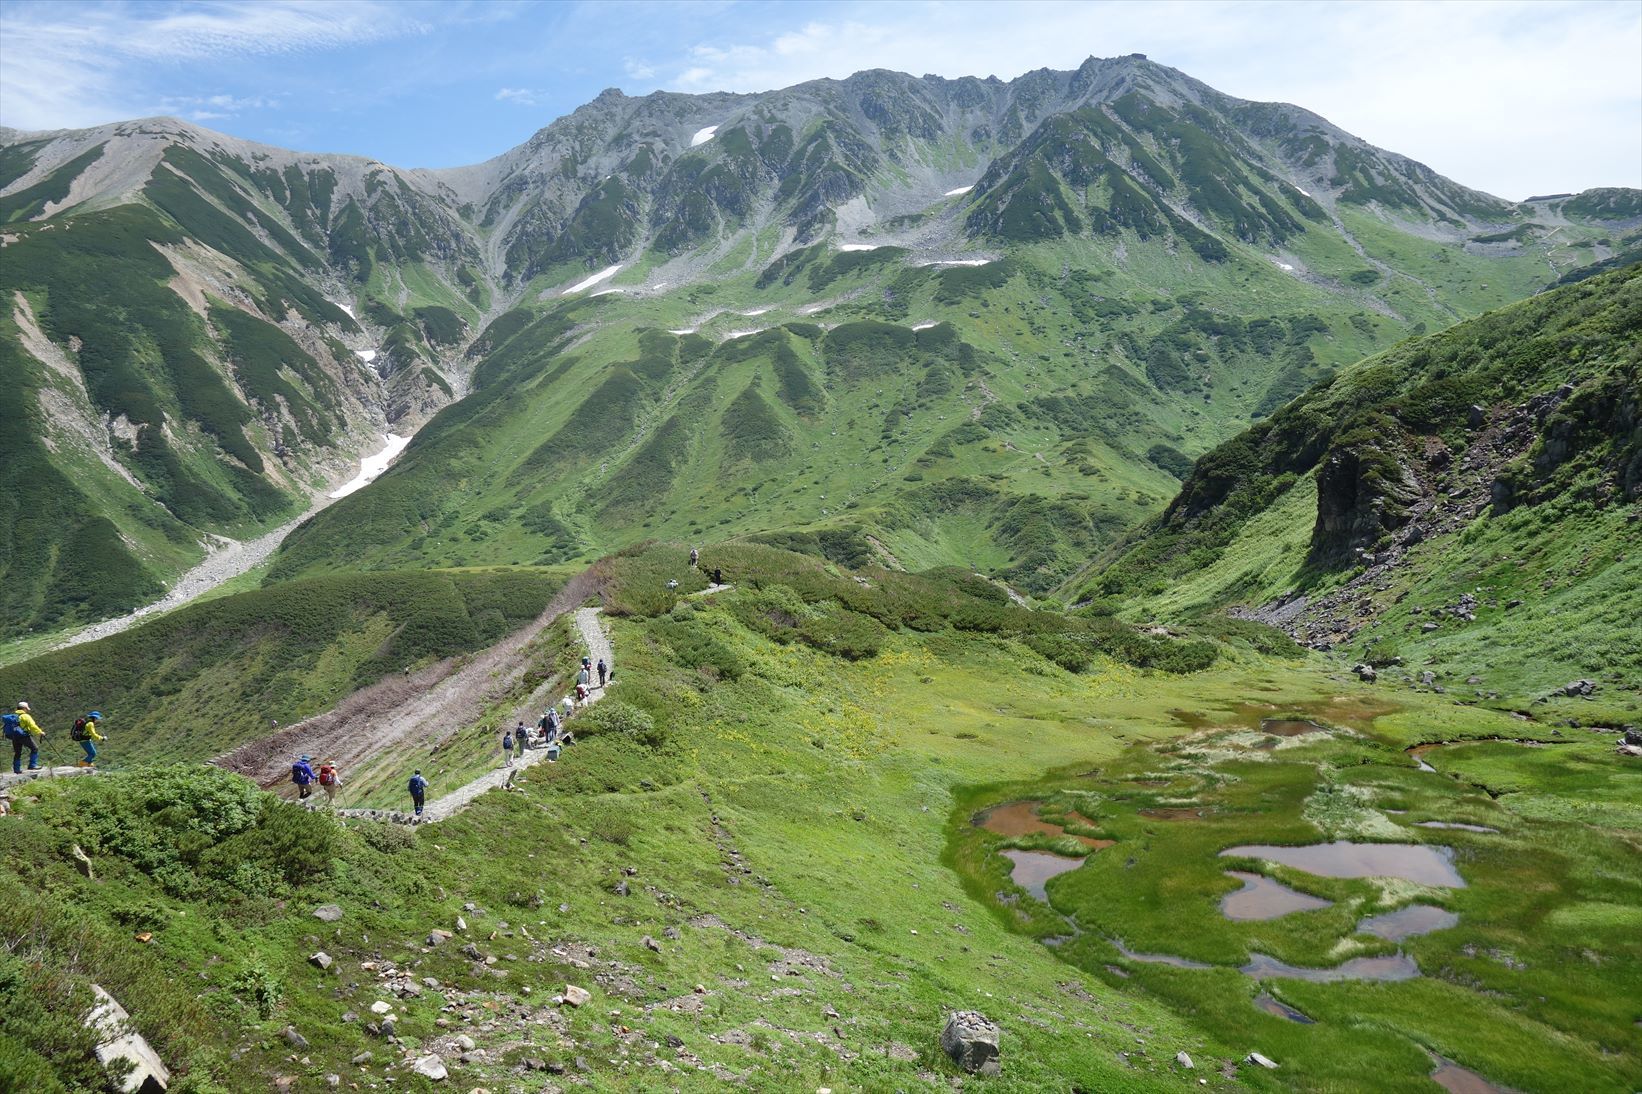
[286,646,612,819]
[4,702,108,774]
[500,653,606,770]
[288,755,343,805]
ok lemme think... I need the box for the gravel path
[51,506,323,652]
[213,569,601,791]
[332,606,612,825]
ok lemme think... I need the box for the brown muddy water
[1254,993,1315,1023]
[1001,849,1085,902]
[1260,718,1328,736]
[1220,871,1333,920]
[1356,904,1460,941]
[1219,841,1466,888]
[974,801,1112,849]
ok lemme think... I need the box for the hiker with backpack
[538,707,558,746]
[70,712,105,768]
[290,755,317,800]
[501,727,515,767]
[596,658,608,688]
[408,770,429,817]
[690,547,699,569]
[5,702,44,774]
[317,759,341,806]
[514,720,529,757]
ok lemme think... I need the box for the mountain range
[2,54,1637,640]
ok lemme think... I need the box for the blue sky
[1,0,1637,199]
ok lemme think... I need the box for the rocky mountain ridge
[3,55,1637,639]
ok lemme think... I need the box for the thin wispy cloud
[0,0,422,129]
[495,87,543,107]
[637,0,1642,198]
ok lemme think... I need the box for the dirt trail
[326,606,613,824]
[213,569,601,791]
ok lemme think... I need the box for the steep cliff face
[1308,414,1426,566]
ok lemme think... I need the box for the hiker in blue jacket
[290,755,317,800]
[408,770,429,817]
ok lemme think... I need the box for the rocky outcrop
[87,985,170,1094]
[1308,416,1424,567]
[940,1011,1001,1075]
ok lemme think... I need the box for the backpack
[291,762,310,784]
[1,713,22,741]
[71,717,88,741]
[318,765,337,786]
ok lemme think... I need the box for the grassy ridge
[1079,266,1642,715]
[0,568,565,766]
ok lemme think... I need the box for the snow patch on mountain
[838,243,883,252]
[690,126,719,147]
[944,185,973,197]
[329,433,410,499]
[564,264,623,294]
[355,349,377,364]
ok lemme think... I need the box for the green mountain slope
[4,56,1636,638]
[1079,266,1642,719]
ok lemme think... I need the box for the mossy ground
[952,699,1642,1092]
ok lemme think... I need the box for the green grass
[0,567,565,765]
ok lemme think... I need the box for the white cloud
[495,87,542,106]
[654,0,1641,198]
[0,0,421,130]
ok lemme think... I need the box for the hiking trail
[358,606,614,824]
[212,572,608,822]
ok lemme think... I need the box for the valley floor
[3,547,1636,1093]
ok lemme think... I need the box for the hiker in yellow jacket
[5,701,44,773]
[73,711,106,767]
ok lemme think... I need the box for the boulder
[411,1054,448,1081]
[87,985,171,1093]
[1560,679,1596,698]
[563,985,592,1007]
[71,844,94,879]
[369,1001,393,1015]
[939,1010,1001,1075]
[1176,1051,1193,1069]
[309,952,333,970]
[1352,663,1377,683]
[641,935,661,953]
[351,1051,373,1066]
[312,904,344,923]
[1623,727,1642,747]
[428,929,453,946]
[455,1034,476,1051]
[1248,1051,1279,1070]
[283,1026,309,1049]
